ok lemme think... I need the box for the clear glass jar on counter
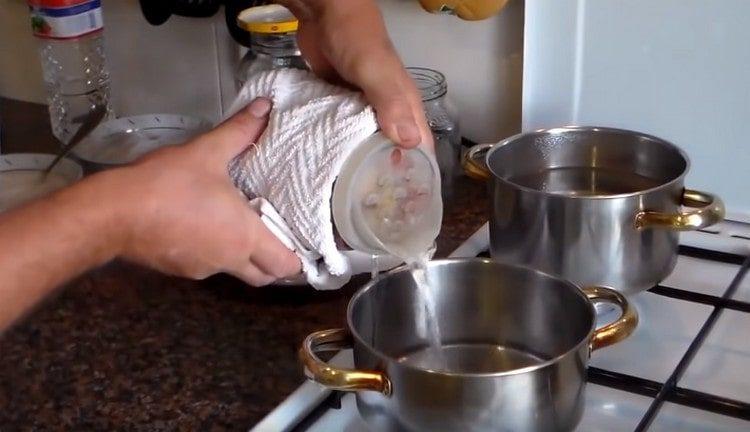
[407,67,461,201]
[235,5,307,87]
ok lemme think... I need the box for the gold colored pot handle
[462,143,494,181]
[583,287,638,351]
[636,189,725,231]
[299,328,392,396]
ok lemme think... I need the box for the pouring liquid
[372,245,446,371]
[359,147,446,371]
[405,252,446,371]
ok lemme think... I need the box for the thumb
[207,97,273,163]
[347,52,424,148]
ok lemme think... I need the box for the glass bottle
[407,67,461,201]
[235,5,307,88]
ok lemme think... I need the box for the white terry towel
[225,69,380,289]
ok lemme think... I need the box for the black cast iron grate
[293,245,750,431]
[632,246,750,429]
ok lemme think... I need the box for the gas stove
[252,221,750,432]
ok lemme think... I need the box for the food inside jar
[357,148,435,257]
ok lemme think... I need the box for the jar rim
[249,33,300,57]
[407,67,448,101]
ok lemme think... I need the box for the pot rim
[345,258,598,378]
[485,125,691,200]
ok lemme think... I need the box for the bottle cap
[237,5,298,34]
[332,132,443,259]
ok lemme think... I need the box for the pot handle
[582,287,639,351]
[635,188,725,231]
[462,143,494,181]
[299,328,392,396]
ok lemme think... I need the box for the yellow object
[418,0,510,21]
[300,328,392,395]
[635,189,726,231]
[582,287,638,352]
[237,4,298,34]
[461,142,493,181]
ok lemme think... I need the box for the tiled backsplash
[0,0,523,142]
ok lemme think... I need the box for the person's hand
[99,98,301,285]
[279,0,432,149]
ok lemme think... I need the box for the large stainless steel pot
[464,126,725,295]
[300,259,637,432]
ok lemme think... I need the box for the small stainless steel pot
[464,126,725,295]
[300,259,637,432]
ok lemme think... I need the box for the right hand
[98,98,301,286]
[279,0,433,150]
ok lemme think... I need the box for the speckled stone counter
[0,98,490,431]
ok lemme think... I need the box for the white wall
[523,0,750,218]
[380,0,524,143]
[0,0,524,141]
[0,0,47,103]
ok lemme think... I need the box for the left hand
[100,98,302,285]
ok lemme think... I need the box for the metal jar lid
[237,4,298,34]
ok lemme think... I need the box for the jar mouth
[250,33,300,57]
[407,67,448,101]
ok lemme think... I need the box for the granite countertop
[0,98,489,430]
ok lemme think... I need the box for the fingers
[204,97,273,164]
[305,0,427,148]
[296,23,338,82]
[229,263,277,287]
[246,212,302,279]
[298,25,426,147]
[224,212,301,287]
[340,45,423,148]
[405,81,435,150]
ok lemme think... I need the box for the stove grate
[633,249,750,430]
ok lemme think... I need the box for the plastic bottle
[27,0,113,145]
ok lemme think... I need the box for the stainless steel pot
[300,259,637,432]
[464,126,725,295]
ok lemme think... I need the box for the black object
[634,253,750,430]
[140,0,274,48]
[140,0,224,26]
[139,0,172,25]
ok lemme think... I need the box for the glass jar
[235,5,307,88]
[407,67,461,201]
[256,132,442,287]
[332,132,443,261]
